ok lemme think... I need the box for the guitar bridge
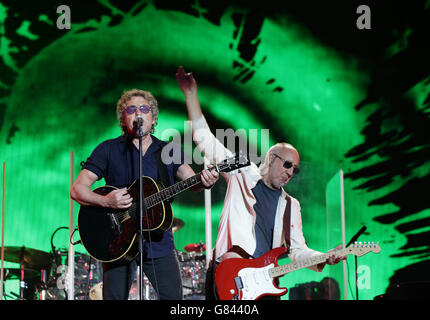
[109,213,122,234]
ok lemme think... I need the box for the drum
[89,282,103,300]
[74,252,102,282]
[176,250,206,299]
[36,251,102,300]
[73,252,102,300]
[89,274,158,300]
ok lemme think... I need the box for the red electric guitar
[215,242,381,300]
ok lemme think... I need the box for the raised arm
[176,66,202,122]
[176,66,233,164]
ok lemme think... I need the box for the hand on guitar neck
[315,244,347,271]
[188,166,219,192]
[325,244,347,265]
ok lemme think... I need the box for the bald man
[176,66,345,300]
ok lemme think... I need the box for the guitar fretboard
[268,247,352,278]
[142,161,240,208]
[144,173,202,209]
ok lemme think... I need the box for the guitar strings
[111,163,232,221]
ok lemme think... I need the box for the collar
[119,134,163,154]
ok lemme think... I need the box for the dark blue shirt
[82,134,185,259]
[251,179,281,258]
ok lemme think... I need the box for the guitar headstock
[217,153,250,173]
[348,241,381,256]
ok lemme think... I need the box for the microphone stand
[346,226,367,301]
[137,124,148,301]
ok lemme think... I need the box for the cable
[50,226,68,266]
[50,226,82,300]
[70,228,81,245]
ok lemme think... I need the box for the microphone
[346,226,367,247]
[133,115,144,128]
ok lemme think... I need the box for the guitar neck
[144,172,203,209]
[142,155,248,209]
[269,247,352,278]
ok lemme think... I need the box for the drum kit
[178,242,207,300]
[0,245,103,300]
[0,218,208,300]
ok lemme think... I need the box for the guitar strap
[283,193,292,255]
[226,245,253,259]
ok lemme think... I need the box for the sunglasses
[272,153,300,174]
[125,104,151,115]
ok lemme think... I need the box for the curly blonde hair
[116,89,159,134]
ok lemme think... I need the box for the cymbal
[172,218,185,233]
[2,246,51,268]
[1,267,40,279]
[184,243,206,253]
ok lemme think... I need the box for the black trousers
[205,259,219,300]
[102,250,183,300]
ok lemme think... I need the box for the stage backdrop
[0,1,429,300]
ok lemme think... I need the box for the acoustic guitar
[77,154,249,264]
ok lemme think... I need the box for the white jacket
[192,115,324,271]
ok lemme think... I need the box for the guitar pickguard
[215,247,288,300]
[238,264,286,300]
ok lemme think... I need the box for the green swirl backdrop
[0,1,429,300]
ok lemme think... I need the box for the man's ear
[269,154,276,166]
